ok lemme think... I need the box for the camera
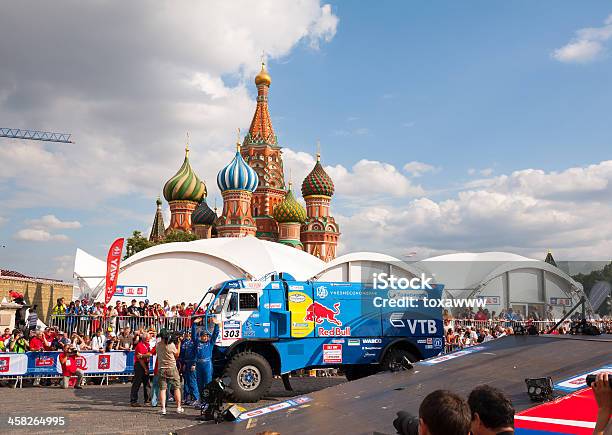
[159,329,182,344]
[199,376,234,424]
[586,374,612,388]
[393,411,419,435]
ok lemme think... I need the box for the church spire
[245,59,277,147]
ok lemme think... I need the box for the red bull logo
[304,302,342,326]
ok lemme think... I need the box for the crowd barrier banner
[0,354,28,376]
[0,351,154,378]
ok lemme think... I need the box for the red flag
[104,238,124,305]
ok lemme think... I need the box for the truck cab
[198,273,444,402]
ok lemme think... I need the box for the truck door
[223,287,270,342]
[286,282,315,338]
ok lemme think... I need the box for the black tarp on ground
[179,335,611,435]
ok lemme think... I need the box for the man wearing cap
[191,316,220,408]
[127,299,139,331]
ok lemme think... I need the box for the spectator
[156,328,184,415]
[91,328,106,352]
[131,331,152,407]
[418,390,471,435]
[71,333,84,351]
[127,299,139,330]
[2,327,12,343]
[80,335,92,351]
[117,326,134,351]
[0,339,5,352]
[592,373,611,435]
[27,305,39,336]
[58,344,84,389]
[468,385,515,435]
[105,332,118,351]
[51,297,66,316]
[9,329,29,353]
[29,330,49,351]
[474,308,487,321]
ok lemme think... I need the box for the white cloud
[27,214,81,230]
[553,14,612,63]
[403,161,439,177]
[0,1,338,209]
[0,216,7,226]
[337,160,612,260]
[282,150,424,199]
[54,254,74,277]
[14,229,69,242]
[480,168,494,176]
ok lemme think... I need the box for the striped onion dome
[192,198,217,226]
[301,155,334,198]
[163,153,207,202]
[273,185,307,224]
[217,150,259,192]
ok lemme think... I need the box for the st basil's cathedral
[150,63,341,262]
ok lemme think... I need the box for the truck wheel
[344,365,377,381]
[381,348,416,372]
[224,351,273,402]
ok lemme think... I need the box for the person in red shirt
[184,304,194,327]
[2,327,11,342]
[59,344,84,389]
[29,330,50,351]
[130,331,152,406]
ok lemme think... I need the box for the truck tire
[224,351,273,402]
[381,348,416,372]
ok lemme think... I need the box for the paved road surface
[0,376,346,434]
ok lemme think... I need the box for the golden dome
[255,62,271,87]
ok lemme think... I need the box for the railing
[447,318,611,333]
[49,315,194,335]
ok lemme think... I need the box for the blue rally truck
[198,273,444,402]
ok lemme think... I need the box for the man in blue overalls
[191,316,219,408]
[180,330,198,406]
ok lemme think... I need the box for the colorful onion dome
[274,184,307,223]
[192,198,216,226]
[163,149,206,202]
[301,154,335,198]
[217,146,259,193]
[255,62,271,87]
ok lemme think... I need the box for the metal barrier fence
[447,319,611,333]
[49,315,193,334]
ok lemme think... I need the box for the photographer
[191,316,220,408]
[8,329,29,353]
[130,330,153,407]
[468,385,515,435]
[59,344,84,389]
[395,390,471,435]
[157,328,184,415]
[592,373,611,435]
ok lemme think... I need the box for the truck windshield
[202,288,228,315]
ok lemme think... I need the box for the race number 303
[223,320,242,339]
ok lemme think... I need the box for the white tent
[73,248,106,301]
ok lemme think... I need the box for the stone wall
[0,278,73,324]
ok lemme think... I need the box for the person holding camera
[191,316,220,408]
[8,329,29,353]
[59,344,84,389]
[157,328,184,415]
[130,330,153,407]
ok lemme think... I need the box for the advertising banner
[0,354,28,375]
[56,352,127,375]
[105,238,124,305]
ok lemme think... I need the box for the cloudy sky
[0,1,610,281]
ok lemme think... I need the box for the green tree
[161,230,197,243]
[124,230,156,259]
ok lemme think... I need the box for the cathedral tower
[163,138,206,233]
[216,138,259,237]
[241,62,286,241]
[301,151,340,261]
[273,182,307,249]
[149,197,166,242]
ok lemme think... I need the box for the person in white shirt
[91,328,107,352]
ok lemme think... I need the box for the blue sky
[0,1,611,281]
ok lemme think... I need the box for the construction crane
[0,127,74,143]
